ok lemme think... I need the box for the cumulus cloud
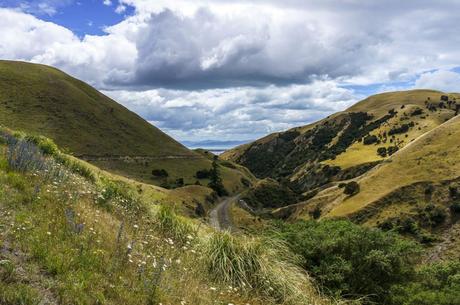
[1,1,460,141]
[104,79,358,141]
[0,8,137,87]
[414,70,460,93]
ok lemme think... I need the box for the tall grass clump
[155,205,195,244]
[203,231,330,305]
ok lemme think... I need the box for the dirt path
[78,155,204,162]
[209,195,241,231]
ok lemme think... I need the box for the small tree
[152,169,168,178]
[344,181,360,196]
[208,157,228,196]
[175,178,184,187]
[377,147,387,157]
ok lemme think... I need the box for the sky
[1,0,460,144]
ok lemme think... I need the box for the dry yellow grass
[327,115,460,217]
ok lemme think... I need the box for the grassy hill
[223,89,459,194]
[0,128,331,305]
[224,89,460,260]
[0,61,253,191]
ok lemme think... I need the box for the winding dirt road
[209,195,241,231]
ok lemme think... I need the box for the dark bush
[410,108,423,116]
[399,217,420,235]
[363,135,379,145]
[449,187,458,199]
[387,146,399,156]
[389,260,460,305]
[195,202,206,217]
[208,160,228,196]
[195,169,211,179]
[377,147,387,157]
[311,206,322,219]
[419,204,447,227]
[273,220,420,303]
[343,181,360,196]
[388,123,414,136]
[152,169,168,178]
[175,178,184,187]
[449,202,460,214]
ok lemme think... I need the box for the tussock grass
[155,205,196,244]
[203,231,332,305]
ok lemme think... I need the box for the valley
[0,61,459,305]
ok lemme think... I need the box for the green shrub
[175,178,184,187]
[273,220,420,303]
[377,147,387,157]
[208,160,228,196]
[418,204,447,227]
[152,169,168,178]
[195,169,211,179]
[242,179,298,210]
[389,260,460,305]
[450,202,460,214]
[240,177,251,187]
[363,135,378,145]
[387,146,399,156]
[343,181,360,196]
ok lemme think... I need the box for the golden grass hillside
[222,90,459,212]
[327,114,460,217]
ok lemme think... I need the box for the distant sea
[182,140,251,155]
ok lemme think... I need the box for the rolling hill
[0,60,254,191]
[223,90,459,196]
[223,90,460,257]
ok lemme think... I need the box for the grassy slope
[0,61,254,191]
[223,89,459,202]
[0,133,330,305]
[327,114,460,217]
[0,60,190,157]
[325,90,458,168]
[224,90,458,170]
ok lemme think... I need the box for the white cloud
[1,1,460,141]
[115,4,127,14]
[103,0,112,6]
[414,70,460,93]
[104,79,358,141]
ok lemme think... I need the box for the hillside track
[209,195,241,231]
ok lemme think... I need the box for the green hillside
[0,61,253,190]
[0,60,190,157]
